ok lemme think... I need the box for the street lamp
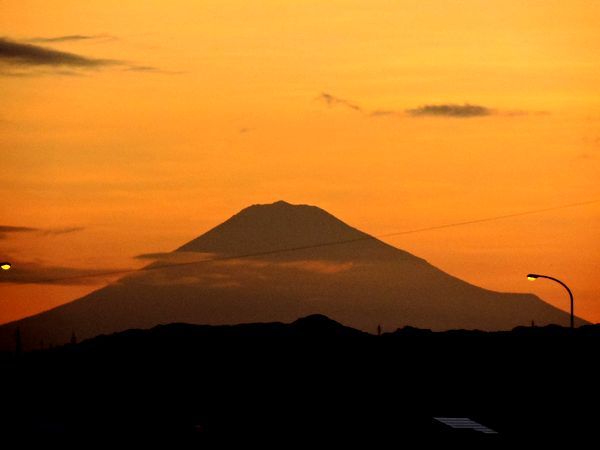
[527,273,574,329]
[1,262,11,271]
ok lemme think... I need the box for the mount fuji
[0,200,584,350]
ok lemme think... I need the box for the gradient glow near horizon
[1,0,599,325]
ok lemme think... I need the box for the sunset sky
[1,0,599,325]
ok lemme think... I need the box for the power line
[5,198,599,284]
[376,198,600,238]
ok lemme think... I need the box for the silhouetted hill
[0,200,586,350]
[390,322,600,338]
[3,315,599,445]
[66,313,368,354]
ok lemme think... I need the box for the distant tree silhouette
[377,324,382,336]
[70,331,77,345]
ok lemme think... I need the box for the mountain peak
[240,200,317,213]
[248,199,291,208]
[269,199,292,206]
[176,200,374,257]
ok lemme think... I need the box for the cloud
[277,260,355,274]
[129,252,238,286]
[0,37,119,68]
[40,226,86,236]
[317,92,538,119]
[369,109,400,117]
[406,103,492,118]
[124,65,159,72]
[126,269,235,287]
[28,34,114,43]
[123,253,356,289]
[0,225,85,239]
[318,92,364,113]
[502,109,550,117]
[0,257,124,285]
[123,65,184,75]
[134,251,216,263]
[135,250,356,270]
[0,68,84,77]
[134,251,355,275]
[0,226,37,239]
[0,37,174,76]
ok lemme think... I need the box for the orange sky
[1,0,599,325]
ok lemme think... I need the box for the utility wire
[5,198,599,284]
[376,198,600,238]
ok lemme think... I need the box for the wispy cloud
[123,65,184,75]
[124,65,159,72]
[502,109,550,117]
[0,68,84,77]
[134,251,216,263]
[406,103,492,118]
[0,224,85,239]
[134,251,356,276]
[0,37,119,68]
[0,257,123,285]
[369,109,401,117]
[318,92,540,119]
[318,92,364,113]
[0,36,175,76]
[277,259,355,274]
[40,226,86,236]
[28,34,115,44]
[0,225,37,239]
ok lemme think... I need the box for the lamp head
[1,262,11,271]
[527,274,539,281]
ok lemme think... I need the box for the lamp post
[527,273,574,329]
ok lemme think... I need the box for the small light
[527,274,538,281]
[1,262,11,271]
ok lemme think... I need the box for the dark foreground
[2,315,598,446]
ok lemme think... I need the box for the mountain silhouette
[5,315,599,443]
[0,200,586,350]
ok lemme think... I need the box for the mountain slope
[0,200,585,350]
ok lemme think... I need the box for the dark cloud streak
[0,258,124,285]
[0,226,37,233]
[28,34,113,43]
[319,92,509,119]
[0,37,119,68]
[0,68,83,77]
[318,92,364,113]
[0,225,85,239]
[406,103,492,118]
[0,37,176,76]
[369,109,400,117]
[134,251,216,262]
[124,65,184,75]
[125,65,159,72]
[40,227,86,236]
[0,226,37,239]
